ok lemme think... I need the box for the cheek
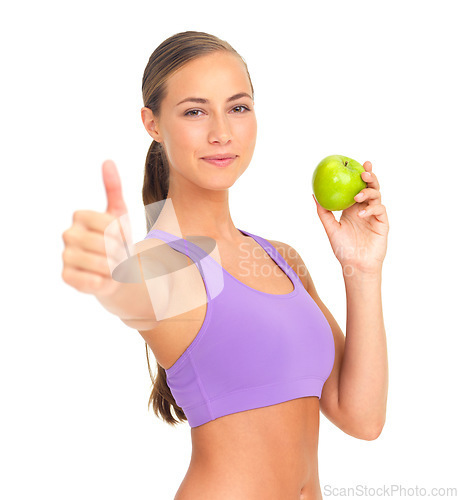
[175,122,202,150]
[163,124,206,174]
[239,116,257,147]
[166,122,200,159]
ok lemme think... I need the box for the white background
[1,1,457,499]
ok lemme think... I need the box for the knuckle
[62,268,78,289]
[62,247,74,263]
[62,230,75,246]
[62,227,76,242]
[72,210,83,223]
[90,275,104,290]
[61,268,70,284]
[61,248,69,264]
[369,189,380,199]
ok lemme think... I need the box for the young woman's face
[147,51,257,191]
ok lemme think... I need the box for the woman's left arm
[339,268,387,437]
[312,160,389,439]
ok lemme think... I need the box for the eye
[184,105,251,117]
[231,105,251,114]
[184,109,203,117]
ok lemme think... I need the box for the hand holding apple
[312,155,367,211]
[311,159,389,276]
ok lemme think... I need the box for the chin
[204,177,239,191]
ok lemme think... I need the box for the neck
[150,177,243,243]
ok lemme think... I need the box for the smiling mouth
[201,157,237,167]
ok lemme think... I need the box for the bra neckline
[229,228,297,298]
[146,228,299,299]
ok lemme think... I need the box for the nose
[208,113,232,144]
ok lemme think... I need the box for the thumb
[312,193,340,239]
[103,159,128,217]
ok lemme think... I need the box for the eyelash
[184,105,251,117]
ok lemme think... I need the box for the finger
[360,163,380,191]
[354,187,381,204]
[103,160,128,217]
[62,266,113,295]
[63,246,113,279]
[358,203,389,224]
[64,223,120,255]
[72,209,117,233]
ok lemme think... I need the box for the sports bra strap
[238,229,299,286]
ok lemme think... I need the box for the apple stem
[344,161,348,166]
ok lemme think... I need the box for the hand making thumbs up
[61,160,132,296]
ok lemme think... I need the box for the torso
[138,234,323,500]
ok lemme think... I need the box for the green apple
[312,155,367,211]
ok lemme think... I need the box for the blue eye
[184,105,251,117]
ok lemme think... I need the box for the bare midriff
[173,397,323,500]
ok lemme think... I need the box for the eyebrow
[176,92,253,107]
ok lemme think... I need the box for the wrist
[342,264,382,282]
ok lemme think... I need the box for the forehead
[165,52,251,101]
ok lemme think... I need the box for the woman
[62,31,389,500]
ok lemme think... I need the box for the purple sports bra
[144,228,335,428]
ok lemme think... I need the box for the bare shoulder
[134,237,176,260]
[267,239,310,291]
[133,237,193,274]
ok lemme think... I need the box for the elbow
[326,397,386,441]
[359,419,385,441]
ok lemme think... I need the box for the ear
[141,106,163,143]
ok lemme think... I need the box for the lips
[201,156,236,168]
[201,154,237,160]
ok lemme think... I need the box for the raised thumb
[103,159,128,217]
